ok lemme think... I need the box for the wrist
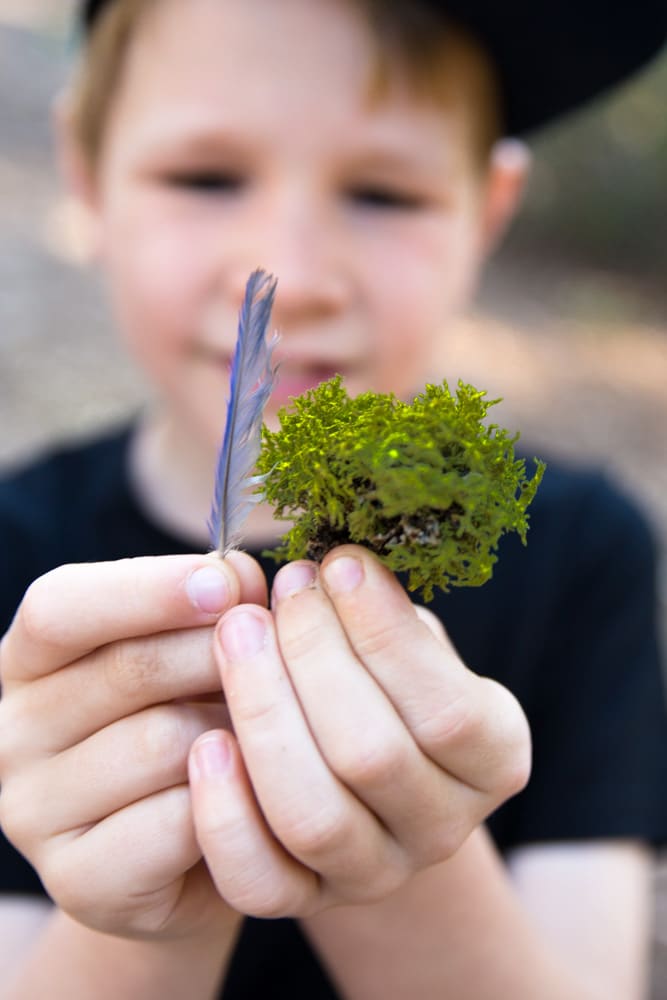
[6,906,244,1000]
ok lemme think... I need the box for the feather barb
[208,269,279,555]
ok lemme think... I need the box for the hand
[189,545,531,918]
[0,552,266,941]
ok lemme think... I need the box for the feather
[209,269,279,555]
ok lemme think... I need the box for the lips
[271,367,341,403]
[195,343,351,403]
[194,343,231,367]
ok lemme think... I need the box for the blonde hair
[70,0,502,169]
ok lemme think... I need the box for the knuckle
[334,848,410,904]
[0,694,51,782]
[137,705,190,768]
[0,789,15,845]
[281,802,351,860]
[414,605,448,642]
[353,617,406,661]
[229,875,307,920]
[355,863,407,903]
[249,890,302,919]
[0,699,18,774]
[18,567,73,648]
[332,732,408,790]
[502,750,532,798]
[0,633,10,685]
[235,891,285,920]
[39,847,88,920]
[231,687,282,729]
[0,781,37,853]
[498,731,532,799]
[417,816,471,867]
[37,854,68,910]
[484,680,532,798]
[104,635,162,700]
[412,692,478,752]
[277,601,326,662]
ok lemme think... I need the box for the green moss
[257,376,545,601]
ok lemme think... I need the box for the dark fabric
[79,0,667,134]
[1,424,667,998]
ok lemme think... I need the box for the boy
[0,1,665,997]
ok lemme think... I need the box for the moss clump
[257,376,545,601]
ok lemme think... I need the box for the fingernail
[324,556,364,594]
[186,566,230,615]
[218,611,267,660]
[272,561,317,602]
[191,733,231,780]
[492,137,531,169]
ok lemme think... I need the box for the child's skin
[0,0,653,997]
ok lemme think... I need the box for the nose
[225,191,350,327]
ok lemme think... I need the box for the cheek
[99,195,212,374]
[365,214,481,380]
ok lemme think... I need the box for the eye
[165,171,245,193]
[348,185,427,210]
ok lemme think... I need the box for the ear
[51,91,103,260]
[53,91,101,207]
[479,139,532,257]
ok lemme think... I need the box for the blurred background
[0,2,666,994]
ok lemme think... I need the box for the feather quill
[209,269,279,555]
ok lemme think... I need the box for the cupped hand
[0,551,266,940]
[189,545,531,918]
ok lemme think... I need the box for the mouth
[270,366,343,404]
[194,344,232,369]
[195,346,348,401]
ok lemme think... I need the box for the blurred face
[89,0,490,452]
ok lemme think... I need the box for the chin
[262,408,283,434]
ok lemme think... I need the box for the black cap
[81,0,107,32]
[80,0,667,133]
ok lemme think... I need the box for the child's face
[83,0,501,450]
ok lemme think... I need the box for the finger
[1,703,227,845]
[1,552,267,686]
[2,626,224,762]
[224,550,269,607]
[320,546,530,799]
[36,785,200,937]
[272,562,481,864]
[189,731,319,918]
[213,605,405,899]
[414,604,448,639]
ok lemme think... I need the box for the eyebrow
[126,113,454,179]
[125,113,260,158]
[344,147,451,179]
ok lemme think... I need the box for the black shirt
[1,425,666,998]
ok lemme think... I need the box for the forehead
[111,0,466,161]
[124,0,372,106]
